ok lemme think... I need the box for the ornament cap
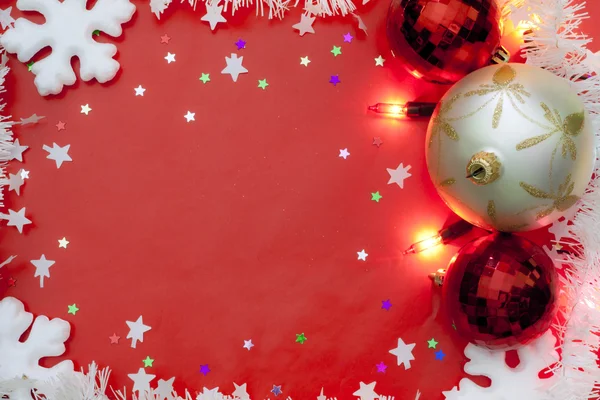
[490,45,510,65]
[466,151,502,185]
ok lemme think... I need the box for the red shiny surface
[443,233,558,350]
[386,0,502,84]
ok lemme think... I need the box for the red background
[2,1,600,398]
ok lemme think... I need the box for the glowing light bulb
[403,220,473,255]
[368,102,437,118]
[403,234,443,255]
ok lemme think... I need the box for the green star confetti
[143,356,154,367]
[258,79,269,90]
[199,73,210,84]
[26,61,34,72]
[93,30,101,36]
[371,192,382,202]
[331,46,342,57]
[67,304,79,315]
[427,338,438,349]
[296,333,307,344]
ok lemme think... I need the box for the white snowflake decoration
[0,0,136,96]
[442,331,559,400]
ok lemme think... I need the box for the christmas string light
[403,220,473,255]
[368,102,437,118]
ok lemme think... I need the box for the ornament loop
[466,152,501,185]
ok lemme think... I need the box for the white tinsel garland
[0,50,15,208]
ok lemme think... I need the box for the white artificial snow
[0,0,136,96]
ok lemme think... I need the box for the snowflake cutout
[442,331,559,400]
[0,297,74,382]
[0,0,136,96]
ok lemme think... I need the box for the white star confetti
[201,0,227,31]
[9,139,28,162]
[243,339,254,350]
[81,104,92,115]
[353,382,379,400]
[128,368,155,393]
[300,56,311,67]
[0,7,15,30]
[58,237,69,248]
[7,171,24,195]
[374,55,385,66]
[339,148,350,159]
[126,316,152,348]
[19,113,45,125]
[389,337,416,369]
[292,14,315,36]
[184,111,195,123]
[2,207,31,233]
[221,53,248,82]
[134,85,146,96]
[30,254,55,288]
[232,383,250,400]
[165,52,176,63]
[357,249,368,261]
[43,143,72,168]
[20,169,30,180]
[156,377,176,399]
[387,163,412,189]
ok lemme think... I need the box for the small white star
[374,55,385,66]
[243,339,254,351]
[389,337,416,370]
[30,254,55,288]
[2,207,31,233]
[357,249,368,261]
[232,383,250,400]
[128,368,155,393]
[10,139,28,162]
[126,316,152,348]
[20,169,30,179]
[221,53,248,82]
[58,237,69,248]
[339,148,350,159]
[80,104,92,115]
[134,85,146,96]
[7,171,24,195]
[184,111,196,122]
[292,14,315,36]
[165,52,176,63]
[0,7,15,30]
[43,143,72,168]
[387,163,412,189]
[201,0,227,30]
[155,377,175,399]
[300,56,311,67]
[353,382,379,400]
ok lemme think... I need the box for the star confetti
[296,333,307,344]
[8,171,24,195]
[199,73,210,84]
[258,79,269,90]
[109,333,120,344]
[343,32,353,43]
[19,113,45,125]
[329,75,341,86]
[243,339,254,350]
[43,143,72,168]
[20,170,29,179]
[0,7,15,30]
[435,349,446,361]
[271,385,282,396]
[143,356,154,367]
[3,207,32,233]
[235,38,246,49]
[389,338,416,370]
[374,55,385,66]
[357,249,368,261]
[165,52,176,63]
[331,46,342,57]
[67,304,79,315]
[7,277,16,287]
[126,316,152,348]
[381,299,392,311]
[376,361,387,373]
[233,383,249,399]
[30,254,55,288]
[292,14,315,36]
[56,121,66,131]
[128,368,155,393]
[221,53,248,82]
[371,191,382,202]
[427,338,438,349]
[81,104,92,115]
[373,137,383,147]
[387,163,412,189]
[353,382,378,400]
[156,378,175,399]
[300,56,311,67]
[134,85,146,96]
[199,364,211,375]
[160,34,170,44]
[10,139,28,162]
[201,1,227,31]
[339,148,350,159]
[184,111,196,123]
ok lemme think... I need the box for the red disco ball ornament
[443,233,558,350]
[386,0,506,84]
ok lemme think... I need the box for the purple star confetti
[435,350,446,361]
[235,38,246,50]
[343,32,353,43]
[381,299,392,311]
[271,385,282,396]
[199,364,211,375]
[376,361,387,373]
[329,75,341,86]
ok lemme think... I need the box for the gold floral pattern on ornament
[486,200,527,232]
[516,103,584,162]
[428,94,461,148]
[519,174,579,220]
[464,65,530,129]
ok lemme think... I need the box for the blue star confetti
[435,350,446,361]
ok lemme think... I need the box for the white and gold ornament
[425,63,596,232]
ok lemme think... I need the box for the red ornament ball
[443,233,558,350]
[386,0,503,84]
